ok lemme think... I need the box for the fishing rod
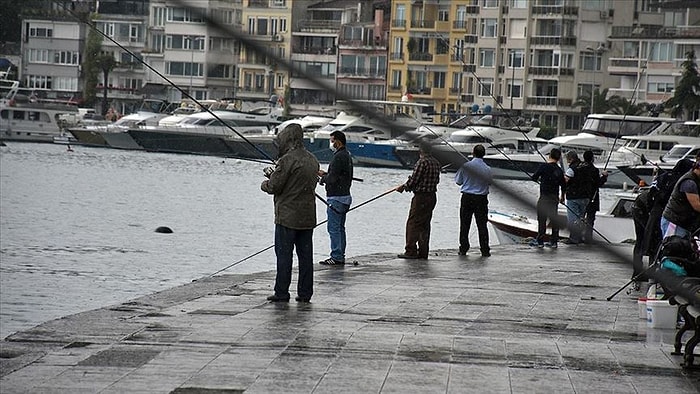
[206,185,400,276]
[51,1,357,212]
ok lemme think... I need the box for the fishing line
[206,185,400,276]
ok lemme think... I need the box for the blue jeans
[327,199,350,262]
[566,198,588,243]
[660,217,691,239]
[274,224,314,300]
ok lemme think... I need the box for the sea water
[0,142,617,338]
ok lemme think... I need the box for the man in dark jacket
[318,130,353,265]
[261,124,320,302]
[563,150,589,244]
[661,159,700,239]
[581,150,608,243]
[530,148,566,248]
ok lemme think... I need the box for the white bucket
[646,300,678,329]
[638,298,647,319]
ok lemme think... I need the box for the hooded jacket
[261,125,320,229]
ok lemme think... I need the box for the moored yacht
[0,71,80,143]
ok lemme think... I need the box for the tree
[608,96,648,116]
[82,20,103,108]
[574,88,617,114]
[664,50,700,120]
[95,54,117,116]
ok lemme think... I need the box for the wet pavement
[1,243,699,393]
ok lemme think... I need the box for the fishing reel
[263,166,275,178]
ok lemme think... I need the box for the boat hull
[68,128,108,147]
[128,129,235,157]
[100,131,143,150]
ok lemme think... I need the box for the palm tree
[95,54,117,117]
[608,96,648,116]
[664,50,700,119]
[574,88,616,114]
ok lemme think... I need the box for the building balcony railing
[611,25,700,38]
[528,66,575,76]
[609,58,645,75]
[408,52,433,61]
[451,54,465,63]
[464,34,478,44]
[449,87,460,94]
[411,19,435,29]
[608,88,647,100]
[388,85,402,93]
[390,52,404,61]
[238,85,268,94]
[339,67,385,78]
[297,19,341,32]
[407,87,431,95]
[248,0,269,8]
[392,19,407,28]
[338,38,387,48]
[466,5,479,14]
[531,5,578,16]
[526,96,573,107]
[453,20,468,29]
[530,35,576,46]
[293,46,336,55]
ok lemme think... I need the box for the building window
[452,72,462,91]
[479,78,494,97]
[208,64,232,78]
[53,77,78,92]
[510,0,527,8]
[648,81,674,93]
[166,61,203,77]
[436,39,449,55]
[368,85,385,100]
[28,49,49,63]
[508,49,524,68]
[25,75,52,89]
[483,0,499,7]
[481,19,497,38]
[480,49,495,67]
[650,42,673,62]
[508,79,522,98]
[167,7,205,23]
[433,72,446,88]
[391,70,402,89]
[438,8,449,22]
[153,7,166,26]
[579,51,602,71]
[29,27,53,38]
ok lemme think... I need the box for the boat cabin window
[13,111,24,120]
[343,126,373,133]
[0,110,7,119]
[449,135,491,143]
[664,146,693,160]
[582,118,662,137]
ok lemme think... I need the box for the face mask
[329,141,337,152]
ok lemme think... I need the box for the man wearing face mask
[318,130,353,265]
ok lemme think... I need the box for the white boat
[424,114,547,171]
[488,191,637,244]
[0,70,80,143]
[618,142,700,186]
[482,114,682,188]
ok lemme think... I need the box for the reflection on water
[0,142,618,338]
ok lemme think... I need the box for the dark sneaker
[319,258,344,265]
[481,251,491,257]
[563,239,580,245]
[295,296,311,302]
[545,242,558,249]
[397,253,420,259]
[266,294,290,302]
[528,239,544,248]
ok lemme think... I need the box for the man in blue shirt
[455,144,493,257]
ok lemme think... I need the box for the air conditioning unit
[272,34,283,42]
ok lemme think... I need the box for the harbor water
[0,142,620,339]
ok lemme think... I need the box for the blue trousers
[326,200,349,262]
[274,224,314,300]
[566,198,588,243]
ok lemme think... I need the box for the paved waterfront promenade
[1,244,699,393]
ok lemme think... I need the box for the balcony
[530,36,576,46]
[390,52,404,61]
[612,25,700,38]
[297,19,341,33]
[411,19,435,29]
[462,64,476,73]
[407,87,431,95]
[248,0,269,8]
[392,19,407,28]
[339,67,368,76]
[466,5,479,14]
[338,38,387,48]
[409,52,433,61]
[527,96,573,107]
[453,20,468,29]
[531,5,578,16]
[388,85,402,93]
[293,46,336,55]
[609,58,645,75]
[608,88,647,100]
[464,34,478,44]
[528,66,575,76]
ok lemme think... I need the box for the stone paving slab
[1,244,699,393]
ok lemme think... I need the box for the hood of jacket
[276,124,304,158]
